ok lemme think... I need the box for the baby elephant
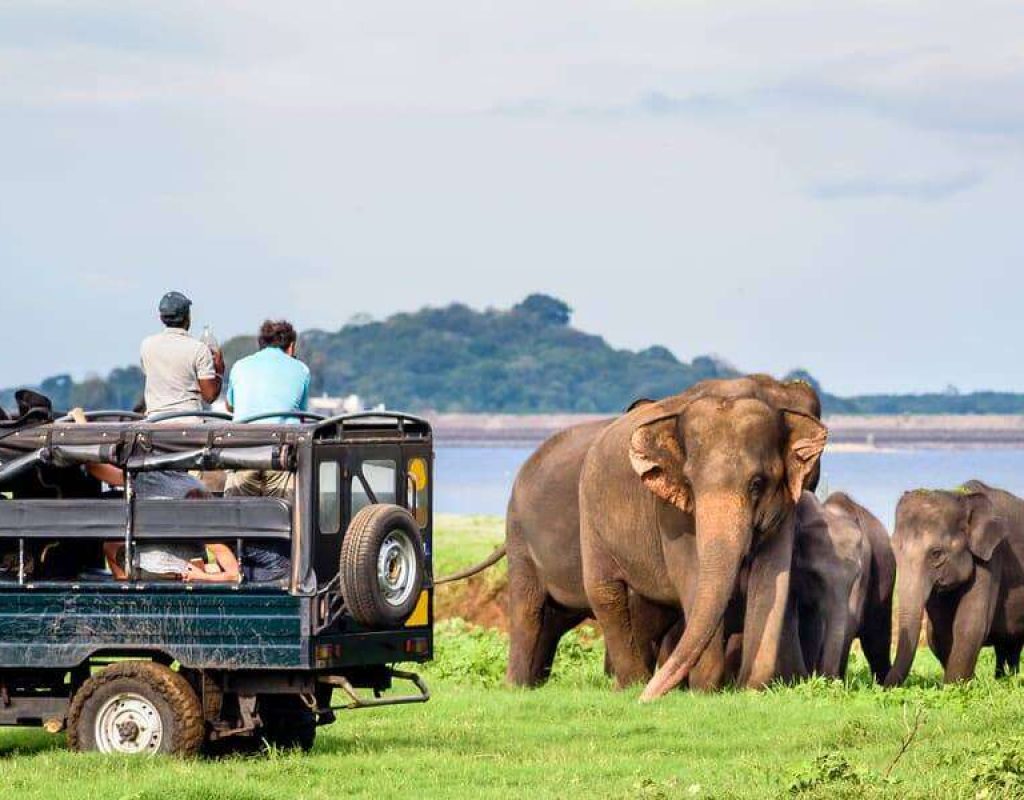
[793,492,896,682]
[885,480,1024,686]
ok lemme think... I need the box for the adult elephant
[504,416,680,686]
[579,378,827,699]
[447,376,822,688]
[792,492,895,682]
[885,480,1024,686]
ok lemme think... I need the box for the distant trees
[514,295,572,326]
[5,294,1024,416]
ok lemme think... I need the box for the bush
[968,738,1024,797]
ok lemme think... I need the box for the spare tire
[340,504,425,628]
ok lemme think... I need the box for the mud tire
[67,661,204,756]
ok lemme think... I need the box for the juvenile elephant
[580,379,828,700]
[792,492,895,682]
[496,376,821,687]
[884,480,1024,686]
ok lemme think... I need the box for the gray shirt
[139,543,205,576]
[140,328,216,417]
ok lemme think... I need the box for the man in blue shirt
[224,320,310,582]
[226,319,310,426]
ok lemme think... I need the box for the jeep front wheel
[67,661,204,756]
[340,504,425,628]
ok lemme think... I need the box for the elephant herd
[447,375,1024,698]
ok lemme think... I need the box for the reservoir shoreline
[428,413,1024,449]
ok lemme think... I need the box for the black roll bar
[144,410,234,423]
[53,410,145,423]
[313,411,431,438]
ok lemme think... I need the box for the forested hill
[4,294,1024,415]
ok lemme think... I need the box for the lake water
[435,446,1024,530]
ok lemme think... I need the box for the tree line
[4,295,1022,416]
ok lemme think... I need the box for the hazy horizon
[3,2,1022,396]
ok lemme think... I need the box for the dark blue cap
[158,291,192,320]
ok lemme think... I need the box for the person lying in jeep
[103,540,239,583]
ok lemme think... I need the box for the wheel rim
[93,692,164,754]
[377,529,417,608]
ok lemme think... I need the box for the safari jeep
[0,409,433,755]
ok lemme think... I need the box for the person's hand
[212,350,225,377]
[69,407,87,425]
[182,564,207,583]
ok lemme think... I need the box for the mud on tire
[67,661,204,756]
[340,504,425,628]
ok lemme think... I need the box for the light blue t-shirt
[226,347,310,424]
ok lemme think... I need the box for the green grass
[4,517,1024,798]
[3,631,1024,799]
[433,514,505,578]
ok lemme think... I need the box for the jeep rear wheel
[259,695,316,752]
[340,504,425,628]
[67,661,204,757]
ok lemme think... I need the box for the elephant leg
[798,601,825,676]
[818,587,852,679]
[604,592,674,678]
[926,596,955,670]
[994,640,1011,678]
[776,592,808,683]
[656,617,685,670]
[588,578,652,687]
[534,602,588,684]
[724,632,743,683]
[739,514,797,688]
[1006,641,1023,675]
[859,607,894,684]
[993,640,1022,678]
[507,549,569,687]
[944,565,999,683]
[630,595,679,675]
[582,519,651,687]
[688,620,727,691]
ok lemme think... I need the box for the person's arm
[299,368,310,411]
[224,370,235,414]
[68,409,126,487]
[103,543,128,580]
[87,463,125,487]
[185,544,240,583]
[195,344,224,404]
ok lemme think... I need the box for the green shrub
[968,738,1024,797]
[426,619,508,688]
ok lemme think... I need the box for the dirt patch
[436,573,510,631]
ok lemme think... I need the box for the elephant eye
[928,546,946,564]
[748,475,766,499]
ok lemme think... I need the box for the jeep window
[407,457,429,528]
[319,461,341,534]
[351,459,397,515]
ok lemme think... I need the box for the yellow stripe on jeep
[405,590,429,627]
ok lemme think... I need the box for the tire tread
[67,660,205,756]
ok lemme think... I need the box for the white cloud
[1,1,1023,394]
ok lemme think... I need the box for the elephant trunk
[884,567,931,688]
[640,493,749,702]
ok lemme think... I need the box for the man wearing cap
[140,291,224,418]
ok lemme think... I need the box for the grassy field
[3,516,1024,799]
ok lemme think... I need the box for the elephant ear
[964,492,1006,561]
[629,413,691,513]
[782,410,828,504]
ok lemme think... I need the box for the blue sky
[1,1,1022,395]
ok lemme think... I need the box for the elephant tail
[435,545,507,584]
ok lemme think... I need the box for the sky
[1,1,1022,396]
